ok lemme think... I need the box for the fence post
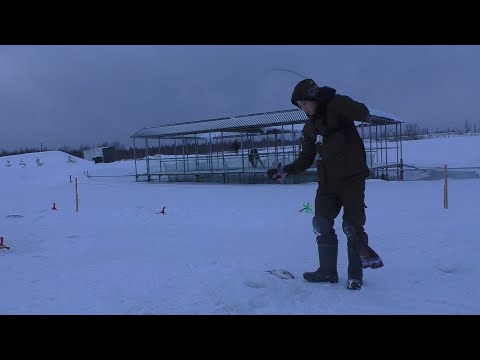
[400,158,404,181]
[443,165,448,209]
[76,177,79,212]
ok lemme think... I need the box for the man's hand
[267,162,287,183]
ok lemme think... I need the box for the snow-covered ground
[1,135,479,314]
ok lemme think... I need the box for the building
[131,108,404,184]
[83,146,116,164]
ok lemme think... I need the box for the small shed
[83,146,116,164]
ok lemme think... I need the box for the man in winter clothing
[267,79,383,290]
[231,140,240,155]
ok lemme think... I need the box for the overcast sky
[1,45,479,151]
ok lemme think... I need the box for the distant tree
[465,120,471,133]
[404,123,422,140]
[59,144,71,153]
[111,141,125,150]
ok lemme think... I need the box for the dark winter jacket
[284,80,370,185]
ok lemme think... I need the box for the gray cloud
[1,45,480,150]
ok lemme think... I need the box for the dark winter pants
[313,178,366,280]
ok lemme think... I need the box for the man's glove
[266,162,287,183]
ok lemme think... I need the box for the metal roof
[132,108,402,139]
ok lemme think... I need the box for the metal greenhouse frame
[131,108,404,184]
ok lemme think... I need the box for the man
[252,149,265,168]
[267,79,383,290]
[248,149,257,168]
[231,140,240,155]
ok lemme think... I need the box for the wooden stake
[443,164,448,209]
[76,177,79,212]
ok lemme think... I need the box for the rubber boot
[347,241,363,290]
[342,221,364,290]
[303,234,339,283]
[357,232,384,269]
